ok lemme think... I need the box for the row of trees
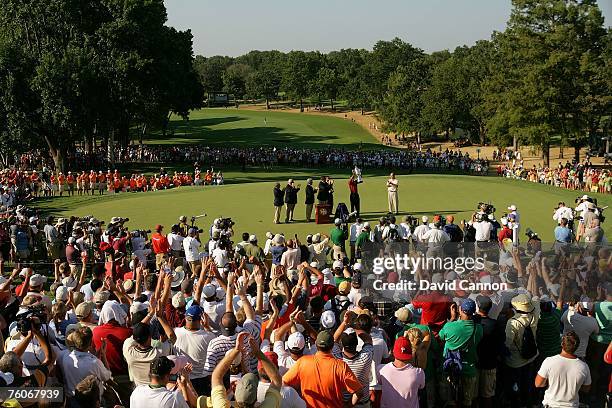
[194,0,611,165]
[0,0,203,170]
[0,0,609,170]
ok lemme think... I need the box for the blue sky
[164,0,612,57]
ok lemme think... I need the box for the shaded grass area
[144,108,381,149]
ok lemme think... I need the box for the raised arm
[254,267,265,315]
[236,279,255,321]
[212,332,248,388]
[334,311,354,343]
[250,336,281,390]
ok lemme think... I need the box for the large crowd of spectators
[0,191,607,407]
[498,161,611,194]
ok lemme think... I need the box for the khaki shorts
[462,375,478,406]
[478,368,496,398]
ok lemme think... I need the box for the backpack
[386,226,402,242]
[514,316,538,360]
[331,296,351,323]
[442,323,476,377]
[334,203,350,223]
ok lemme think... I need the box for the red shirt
[498,227,513,243]
[112,237,128,253]
[260,303,296,341]
[151,233,170,254]
[412,292,453,335]
[92,322,132,375]
[164,303,185,328]
[348,178,358,194]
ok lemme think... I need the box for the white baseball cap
[202,284,216,298]
[334,218,342,225]
[332,260,343,269]
[508,204,517,211]
[55,286,70,302]
[320,310,336,329]
[287,332,305,351]
[29,274,47,287]
[130,301,148,315]
[353,263,363,271]
[422,216,429,223]
[172,292,186,309]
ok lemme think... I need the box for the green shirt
[536,309,562,357]
[593,301,612,344]
[439,319,483,377]
[330,227,347,247]
[355,231,370,249]
[243,243,265,262]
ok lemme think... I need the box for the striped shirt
[203,316,262,375]
[334,343,374,403]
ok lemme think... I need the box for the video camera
[525,228,541,241]
[16,304,47,334]
[189,214,207,234]
[478,202,496,215]
[218,217,235,231]
[403,215,419,229]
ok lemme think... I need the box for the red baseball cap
[258,351,278,371]
[393,337,413,361]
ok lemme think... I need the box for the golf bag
[335,203,351,223]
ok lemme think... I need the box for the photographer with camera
[183,227,201,277]
[167,224,185,261]
[151,224,170,271]
[553,202,573,229]
[5,295,55,372]
[574,195,598,242]
[211,217,234,239]
[472,211,493,258]
[1,314,54,390]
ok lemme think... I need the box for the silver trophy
[354,165,363,183]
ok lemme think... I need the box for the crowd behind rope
[0,192,607,408]
[495,153,611,194]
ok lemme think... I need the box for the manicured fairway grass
[33,174,611,242]
[145,108,379,148]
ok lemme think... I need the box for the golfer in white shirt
[386,173,399,214]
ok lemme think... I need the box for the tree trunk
[140,123,147,145]
[266,98,270,110]
[478,124,487,146]
[300,99,304,112]
[445,128,449,141]
[513,134,519,151]
[559,145,563,159]
[118,122,130,149]
[574,145,580,163]
[542,142,550,167]
[43,135,66,172]
[331,99,334,111]
[361,106,364,115]
[108,129,115,167]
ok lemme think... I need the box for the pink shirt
[378,362,425,408]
